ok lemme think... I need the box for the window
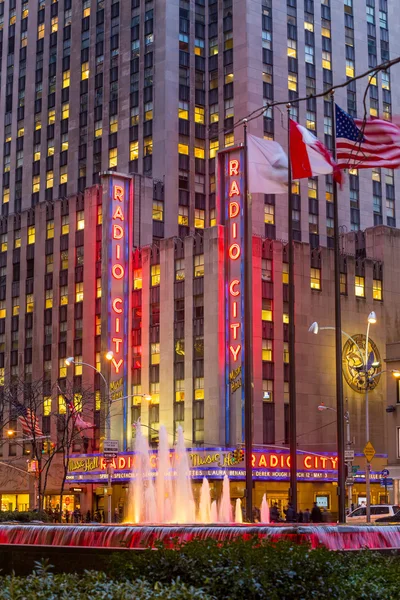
[151,265,160,287]
[310,268,321,290]
[75,282,84,302]
[194,146,205,159]
[287,39,297,58]
[62,70,70,88]
[45,220,54,240]
[12,298,19,316]
[130,141,139,161]
[283,342,289,364]
[58,395,67,414]
[282,263,289,284]
[178,206,189,226]
[28,226,35,245]
[263,380,273,402]
[61,216,69,235]
[175,379,185,402]
[178,102,189,120]
[194,377,204,400]
[46,171,54,189]
[366,5,375,24]
[96,278,102,299]
[194,106,205,124]
[382,72,390,91]
[76,211,84,230]
[262,259,272,282]
[43,397,52,417]
[373,279,382,301]
[109,115,118,134]
[194,209,205,229]
[288,74,297,91]
[306,111,316,130]
[0,234,7,253]
[151,343,160,365]
[61,251,69,271]
[96,315,101,336]
[26,294,34,313]
[322,51,331,70]
[59,359,67,379]
[262,299,272,321]
[14,230,21,249]
[60,286,68,305]
[152,201,164,221]
[346,60,355,78]
[45,290,53,309]
[264,204,274,224]
[94,120,102,138]
[209,139,219,158]
[194,254,204,278]
[74,358,83,377]
[109,148,118,168]
[355,276,365,298]
[134,269,142,290]
[262,339,273,362]
[175,259,185,281]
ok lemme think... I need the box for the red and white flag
[289,119,342,184]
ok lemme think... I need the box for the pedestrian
[285,502,297,523]
[311,502,323,523]
[303,508,311,523]
[86,510,91,523]
[297,509,304,523]
[114,507,120,523]
[64,509,70,523]
[270,503,280,523]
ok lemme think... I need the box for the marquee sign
[218,148,245,445]
[102,173,133,448]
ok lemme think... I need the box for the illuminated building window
[262,299,272,322]
[194,146,205,159]
[263,380,273,402]
[95,352,101,372]
[109,148,118,168]
[224,133,234,148]
[59,359,67,379]
[46,220,54,240]
[61,251,69,271]
[109,115,118,133]
[134,269,142,290]
[224,70,234,85]
[225,99,234,120]
[76,246,84,266]
[262,339,272,362]
[26,294,34,313]
[194,39,204,56]
[47,141,54,156]
[383,103,391,121]
[178,143,189,155]
[12,298,19,316]
[0,301,5,319]
[17,126,24,138]
[224,32,233,50]
[3,189,10,204]
[194,209,205,229]
[35,117,42,131]
[130,141,139,161]
[58,395,67,414]
[175,379,185,402]
[194,254,204,278]
[194,377,204,400]
[96,315,101,336]
[308,179,317,199]
[60,286,68,305]
[209,139,219,158]
[62,216,69,235]
[62,70,70,88]
[175,259,185,281]
[153,201,164,221]
[14,230,21,249]
[95,277,102,299]
[151,343,160,365]
[95,390,101,411]
[27,226,35,245]
[37,23,45,39]
[287,39,297,58]
[340,273,347,295]
[306,111,316,130]
[322,51,331,70]
[346,60,355,78]
[209,104,219,124]
[209,37,218,55]
[264,204,274,225]
[288,73,297,92]
[45,289,53,309]
[0,234,7,253]
[282,263,289,284]
[62,103,69,120]
[46,171,54,189]
[178,102,189,120]
[51,16,58,32]
[283,342,289,364]
[373,279,382,301]
[304,21,314,32]
[150,382,160,404]
[262,259,272,282]
[43,396,52,417]
[310,268,321,290]
[283,302,289,324]
[32,176,40,194]
[210,209,216,227]
[195,106,205,124]
[73,392,83,412]
[94,120,102,138]
[74,358,83,377]
[151,265,160,287]
[178,206,189,226]
[144,137,153,156]
[97,205,102,225]
[144,102,153,121]
[382,72,390,90]
[309,214,318,234]
[355,276,365,298]
[46,255,54,274]
[75,282,84,302]
[76,211,84,230]
[372,169,381,183]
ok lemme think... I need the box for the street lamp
[310,314,400,523]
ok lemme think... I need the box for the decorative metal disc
[342,334,381,393]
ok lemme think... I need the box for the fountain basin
[0,523,400,551]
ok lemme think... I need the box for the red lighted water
[0,523,400,550]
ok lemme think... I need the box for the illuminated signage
[218,148,245,444]
[103,174,133,447]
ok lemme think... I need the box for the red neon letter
[112,264,125,279]
[232,222,237,239]
[229,243,241,260]
[229,159,239,176]
[304,456,312,469]
[114,185,124,202]
[229,202,240,218]
[113,205,125,221]
[251,453,256,467]
[112,298,123,313]
[112,358,123,373]
[229,180,240,198]
[112,337,123,353]
[229,280,240,296]
[232,302,238,318]
[259,454,267,467]
[113,224,124,239]
[230,323,240,340]
[229,344,241,361]
[270,454,278,468]
[116,244,121,260]
[115,317,120,333]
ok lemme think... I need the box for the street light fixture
[105,350,114,361]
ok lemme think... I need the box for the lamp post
[310,313,400,523]
[65,353,113,523]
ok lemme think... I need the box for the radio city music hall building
[0,152,399,517]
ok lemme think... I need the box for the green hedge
[0,510,49,523]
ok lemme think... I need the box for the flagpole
[287,104,297,513]
[330,92,346,523]
[243,119,254,522]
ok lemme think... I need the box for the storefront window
[1,493,29,512]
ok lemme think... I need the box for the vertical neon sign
[218,148,245,445]
[104,174,133,450]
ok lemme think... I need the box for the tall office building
[0,0,399,238]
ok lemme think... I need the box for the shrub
[0,510,49,523]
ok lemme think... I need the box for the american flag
[12,401,43,437]
[335,104,400,169]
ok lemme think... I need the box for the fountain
[199,478,211,523]
[235,499,243,524]
[260,494,270,524]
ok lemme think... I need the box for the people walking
[311,502,323,523]
[285,502,297,523]
[270,503,280,523]
[297,510,304,523]
[303,508,311,523]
